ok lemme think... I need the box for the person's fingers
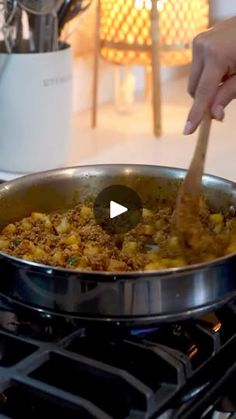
[188,35,205,97]
[183,59,224,135]
[211,75,236,119]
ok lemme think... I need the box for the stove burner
[130,326,160,336]
[0,295,235,418]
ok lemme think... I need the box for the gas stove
[0,295,235,418]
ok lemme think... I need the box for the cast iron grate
[0,301,236,418]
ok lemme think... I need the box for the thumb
[211,75,236,120]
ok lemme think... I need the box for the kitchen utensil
[174,112,212,246]
[3,0,16,21]
[17,0,61,15]
[58,0,71,26]
[0,0,18,53]
[58,0,92,34]
[23,9,35,52]
[14,5,23,51]
[34,14,55,52]
[18,0,64,51]
[0,165,235,325]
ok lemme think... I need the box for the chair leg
[151,1,162,137]
[145,65,152,101]
[92,0,100,128]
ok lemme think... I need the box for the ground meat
[0,199,236,272]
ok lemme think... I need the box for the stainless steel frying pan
[0,164,235,325]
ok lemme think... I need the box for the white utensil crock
[0,44,72,173]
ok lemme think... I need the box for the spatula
[174,111,212,245]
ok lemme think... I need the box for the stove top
[0,296,235,418]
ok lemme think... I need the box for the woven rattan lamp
[92,0,209,136]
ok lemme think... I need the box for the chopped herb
[12,237,21,246]
[67,256,79,266]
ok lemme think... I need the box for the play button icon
[110,201,128,219]
[94,185,143,234]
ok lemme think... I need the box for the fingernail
[212,105,224,121]
[183,121,193,135]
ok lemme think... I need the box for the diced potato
[210,213,224,225]
[31,213,52,228]
[121,241,138,257]
[146,252,160,262]
[199,198,209,217]
[44,216,52,229]
[142,225,155,236]
[142,208,154,218]
[31,212,46,221]
[80,206,92,219]
[144,261,164,271]
[229,236,236,246]
[153,232,165,244]
[61,234,81,246]
[83,243,100,257]
[158,258,174,268]
[226,219,234,229]
[33,247,46,259]
[213,224,223,234]
[107,259,127,271]
[216,233,229,247]
[168,236,180,252]
[55,217,70,234]
[171,258,186,267]
[0,239,9,249]
[78,256,89,268]
[52,250,64,264]
[22,254,33,261]
[225,243,236,255]
[45,238,52,247]
[2,224,16,234]
[155,219,164,229]
[22,220,32,231]
[202,254,216,262]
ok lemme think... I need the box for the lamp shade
[100,0,209,66]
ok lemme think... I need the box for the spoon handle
[183,111,212,196]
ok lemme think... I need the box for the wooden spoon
[174,111,212,246]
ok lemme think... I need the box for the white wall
[72,58,189,113]
[210,0,236,21]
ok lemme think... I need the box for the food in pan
[0,198,235,272]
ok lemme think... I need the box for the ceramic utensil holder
[0,44,72,173]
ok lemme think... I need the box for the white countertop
[1,74,235,182]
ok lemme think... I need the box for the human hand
[184,17,236,135]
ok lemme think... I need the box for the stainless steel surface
[35,13,55,52]
[0,164,236,324]
[0,0,91,53]
[17,0,61,15]
[18,0,63,52]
